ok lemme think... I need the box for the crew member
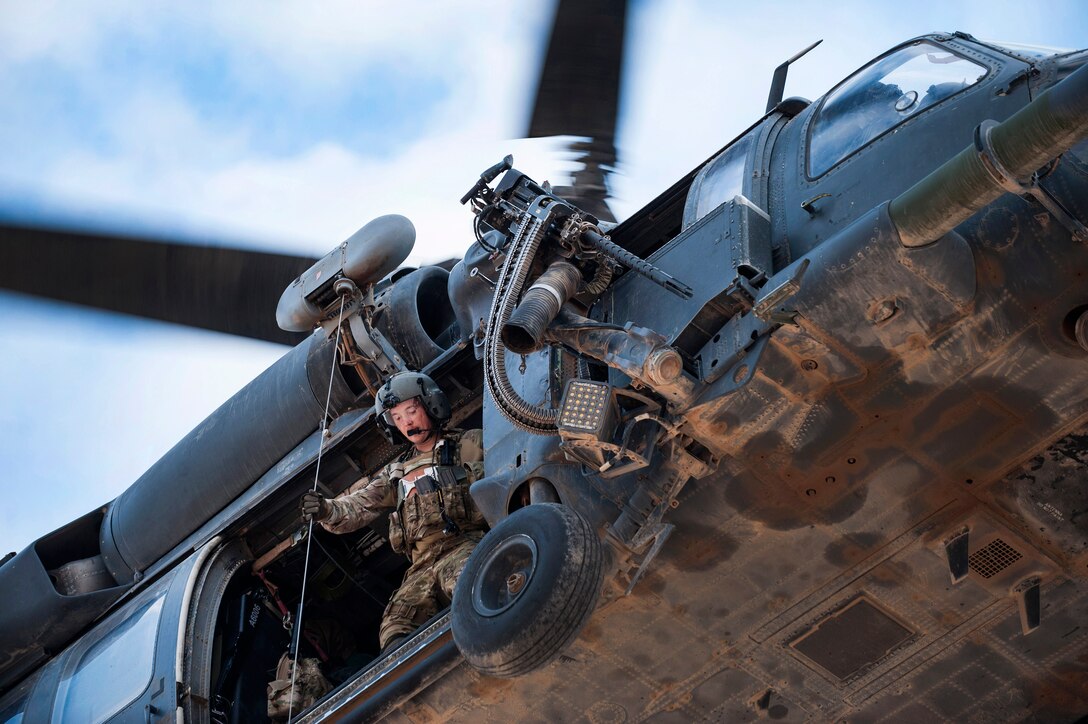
[301,371,486,651]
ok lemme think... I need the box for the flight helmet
[374,371,451,443]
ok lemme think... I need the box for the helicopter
[3,1,1088,721]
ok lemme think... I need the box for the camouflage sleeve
[459,429,485,483]
[320,471,395,534]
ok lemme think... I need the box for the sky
[1,0,1086,556]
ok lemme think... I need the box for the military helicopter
[3,0,1088,720]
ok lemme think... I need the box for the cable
[288,293,348,723]
[474,211,498,252]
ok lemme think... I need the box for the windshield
[683,134,754,229]
[808,41,988,177]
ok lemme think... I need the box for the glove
[300,491,331,521]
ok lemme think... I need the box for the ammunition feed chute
[483,199,562,433]
[462,161,696,435]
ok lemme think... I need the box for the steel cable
[288,293,347,723]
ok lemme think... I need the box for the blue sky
[1,1,1086,555]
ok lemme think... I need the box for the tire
[451,503,604,678]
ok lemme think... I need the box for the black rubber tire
[451,503,604,678]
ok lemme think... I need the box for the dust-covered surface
[390,428,1088,721]
[383,192,1088,721]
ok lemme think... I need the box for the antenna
[765,39,823,113]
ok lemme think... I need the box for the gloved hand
[300,491,331,521]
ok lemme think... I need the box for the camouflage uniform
[321,429,486,649]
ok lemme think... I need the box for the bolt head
[869,299,898,323]
[1076,310,1088,352]
[506,572,526,595]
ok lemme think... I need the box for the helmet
[374,371,451,443]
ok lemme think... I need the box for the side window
[683,134,754,230]
[50,593,166,723]
[808,41,988,177]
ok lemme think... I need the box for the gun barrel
[581,228,694,299]
[890,61,1088,247]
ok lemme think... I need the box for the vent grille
[968,538,1022,579]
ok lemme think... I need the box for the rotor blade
[528,0,626,222]
[528,0,626,142]
[551,138,617,223]
[0,222,317,345]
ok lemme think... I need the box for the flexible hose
[501,261,582,354]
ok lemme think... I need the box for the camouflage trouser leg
[434,533,481,600]
[378,532,483,650]
[379,560,440,651]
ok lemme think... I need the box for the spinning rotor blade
[528,0,627,222]
[0,222,317,345]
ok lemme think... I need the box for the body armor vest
[387,432,486,559]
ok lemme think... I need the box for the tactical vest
[387,431,486,560]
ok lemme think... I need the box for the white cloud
[1,0,1087,558]
[35,91,579,262]
[1,0,558,257]
[0,1,551,103]
[0,293,284,555]
[200,1,550,95]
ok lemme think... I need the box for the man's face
[389,397,437,451]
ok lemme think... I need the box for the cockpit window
[683,133,753,229]
[808,41,988,177]
[50,593,166,723]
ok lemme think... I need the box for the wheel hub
[471,533,538,618]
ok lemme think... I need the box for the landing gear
[452,503,604,678]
